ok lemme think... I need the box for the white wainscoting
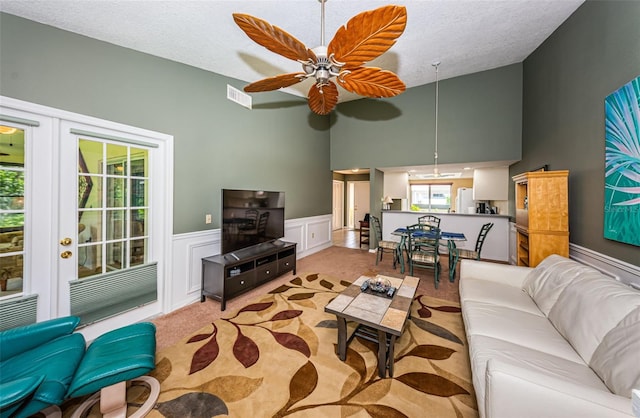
[570,243,640,289]
[169,214,332,312]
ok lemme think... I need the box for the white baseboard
[570,243,640,289]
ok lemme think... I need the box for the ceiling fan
[233,1,407,115]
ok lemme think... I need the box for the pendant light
[432,61,441,177]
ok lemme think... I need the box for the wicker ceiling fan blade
[243,73,306,92]
[328,5,407,68]
[308,81,339,115]
[337,67,406,98]
[233,13,317,62]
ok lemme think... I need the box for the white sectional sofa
[459,255,640,418]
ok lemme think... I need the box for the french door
[1,98,172,338]
[58,122,161,328]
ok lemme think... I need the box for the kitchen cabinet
[473,167,509,201]
[513,170,569,267]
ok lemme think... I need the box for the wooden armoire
[513,170,569,267]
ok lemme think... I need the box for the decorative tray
[360,277,396,299]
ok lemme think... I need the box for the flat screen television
[221,189,285,255]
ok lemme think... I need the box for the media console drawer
[201,241,297,310]
[226,271,256,297]
[256,261,278,284]
[278,255,295,274]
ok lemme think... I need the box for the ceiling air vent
[227,84,252,109]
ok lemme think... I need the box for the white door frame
[0,96,174,340]
[332,180,344,230]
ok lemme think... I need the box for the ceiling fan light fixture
[232,2,407,115]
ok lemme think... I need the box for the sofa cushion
[589,306,640,397]
[468,334,609,412]
[462,300,583,363]
[523,255,601,316]
[460,277,543,316]
[548,275,640,364]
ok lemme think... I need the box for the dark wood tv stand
[201,240,296,310]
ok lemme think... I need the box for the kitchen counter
[383,210,511,219]
[381,211,510,262]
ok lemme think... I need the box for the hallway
[332,228,369,250]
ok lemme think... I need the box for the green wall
[0,13,332,234]
[3,3,638,267]
[329,63,523,171]
[515,0,640,267]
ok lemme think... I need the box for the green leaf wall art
[604,75,640,246]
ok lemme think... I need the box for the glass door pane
[0,125,25,298]
[77,139,149,278]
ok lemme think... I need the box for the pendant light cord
[433,61,440,174]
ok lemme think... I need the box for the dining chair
[448,222,493,281]
[406,222,437,246]
[418,214,441,228]
[407,225,441,288]
[359,214,370,248]
[239,211,270,240]
[237,209,259,231]
[370,215,401,269]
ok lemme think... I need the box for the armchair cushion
[0,316,80,361]
[1,332,85,417]
[67,322,156,398]
[0,375,44,415]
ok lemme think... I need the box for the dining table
[391,227,466,281]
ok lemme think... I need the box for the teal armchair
[0,316,159,418]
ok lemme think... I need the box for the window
[410,184,451,212]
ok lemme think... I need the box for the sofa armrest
[0,316,81,361]
[460,260,533,289]
[485,358,634,418]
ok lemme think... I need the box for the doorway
[347,181,370,229]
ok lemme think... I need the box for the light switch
[205,214,212,224]
[632,389,639,418]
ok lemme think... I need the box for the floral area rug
[66,273,478,417]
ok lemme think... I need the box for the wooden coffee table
[324,274,419,378]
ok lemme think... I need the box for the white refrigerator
[456,188,475,214]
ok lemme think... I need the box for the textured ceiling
[0,0,584,103]
[0,0,585,176]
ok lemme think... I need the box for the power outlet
[205,214,212,224]
[632,389,639,418]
